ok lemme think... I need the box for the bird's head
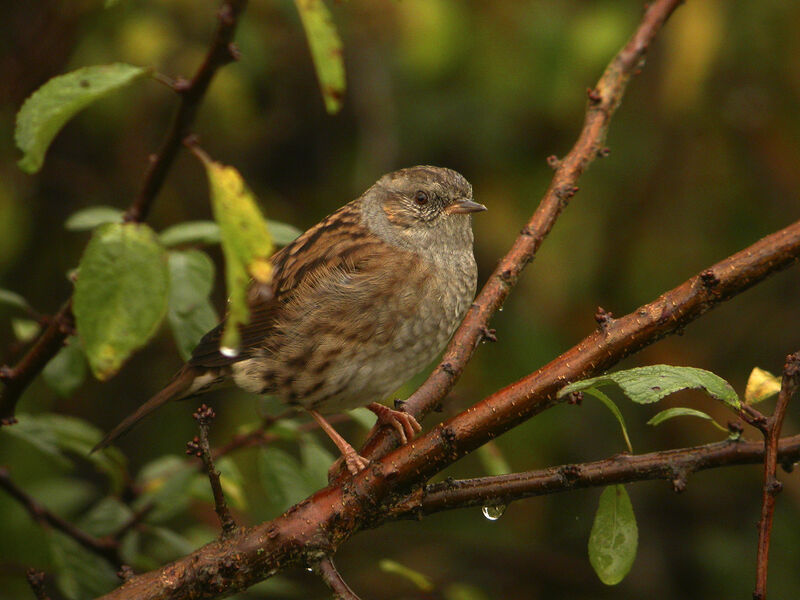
[371,165,485,251]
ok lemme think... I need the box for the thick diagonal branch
[97,216,800,600]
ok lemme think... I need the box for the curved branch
[317,558,362,600]
[0,468,122,568]
[0,0,248,421]
[384,434,800,520]
[353,0,686,466]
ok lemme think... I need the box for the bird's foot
[309,409,370,476]
[367,402,422,444]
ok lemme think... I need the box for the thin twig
[112,502,155,541]
[124,0,247,223]
[351,0,686,469]
[0,0,249,422]
[0,301,73,422]
[187,404,238,537]
[383,434,800,520]
[753,352,800,600]
[316,557,362,600]
[0,468,122,567]
[25,568,51,600]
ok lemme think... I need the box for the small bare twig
[316,557,362,600]
[25,568,51,600]
[383,434,800,521]
[187,404,237,537]
[753,352,800,600]
[0,468,122,567]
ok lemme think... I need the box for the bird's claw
[367,402,422,445]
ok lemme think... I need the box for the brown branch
[124,0,247,223]
[187,405,238,537]
[384,434,800,520]
[316,557,362,600]
[0,0,248,422]
[96,215,800,600]
[753,352,800,600]
[0,301,73,422]
[25,568,51,600]
[352,0,686,468]
[0,467,122,568]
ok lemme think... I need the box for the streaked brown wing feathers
[189,199,385,368]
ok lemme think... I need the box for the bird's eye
[414,190,429,205]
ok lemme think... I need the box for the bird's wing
[188,199,393,368]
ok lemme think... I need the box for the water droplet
[220,345,240,358]
[481,504,506,521]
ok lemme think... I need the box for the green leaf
[43,337,87,398]
[583,388,633,453]
[189,456,248,510]
[217,457,248,510]
[160,220,300,248]
[135,455,197,523]
[293,0,346,114]
[745,367,782,405]
[476,440,511,476]
[50,531,119,599]
[266,220,302,246]
[78,497,133,537]
[16,63,149,173]
[559,365,740,410]
[65,206,124,231]
[167,250,218,360]
[257,447,314,512]
[4,414,127,490]
[378,559,434,592]
[300,435,336,489]
[146,526,196,560]
[74,223,169,380]
[347,407,376,430]
[11,317,40,342]
[647,407,728,432]
[0,288,30,311]
[199,156,273,355]
[159,221,221,247]
[588,485,638,585]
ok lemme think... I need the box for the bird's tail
[91,366,198,453]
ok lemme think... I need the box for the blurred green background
[2,0,800,598]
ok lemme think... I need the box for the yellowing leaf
[745,367,782,405]
[294,0,346,114]
[198,156,273,355]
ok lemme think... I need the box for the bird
[93,165,485,474]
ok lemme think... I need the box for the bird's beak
[445,198,487,215]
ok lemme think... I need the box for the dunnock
[94,165,485,473]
